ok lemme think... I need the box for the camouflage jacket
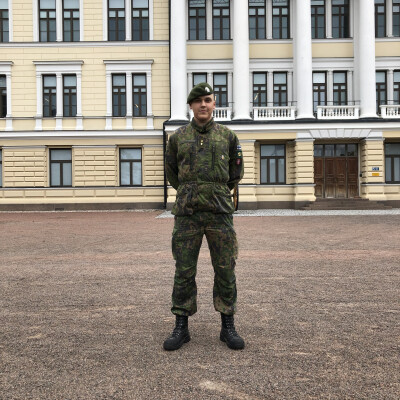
[166,118,244,216]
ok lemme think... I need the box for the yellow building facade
[1,1,400,210]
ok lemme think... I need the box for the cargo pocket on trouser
[171,219,203,316]
[205,219,238,315]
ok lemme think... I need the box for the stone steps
[302,198,392,210]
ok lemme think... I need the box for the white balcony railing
[380,104,400,118]
[253,106,296,120]
[189,107,232,122]
[317,105,360,119]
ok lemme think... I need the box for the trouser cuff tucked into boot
[220,313,245,350]
[163,315,190,351]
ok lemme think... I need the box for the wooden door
[314,158,324,198]
[347,157,358,198]
[324,158,336,198]
[335,158,347,198]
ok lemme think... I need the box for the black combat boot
[163,315,190,351]
[220,313,245,350]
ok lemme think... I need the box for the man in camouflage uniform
[163,82,245,351]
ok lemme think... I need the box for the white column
[347,70,353,104]
[55,73,63,130]
[170,0,188,121]
[126,72,133,129]
[126,0,132,40]
[355,0,377,118]
[187,72,192,92]
[387,0,393,37]
[294,0,314,119]
[327,70,333,105]
[267,71,273,106]
[228,71,233,107]
[56,0,62,41]
[79,0,84,41]
[35,73,42,130]
[5,72,12,131]
[387,69,394,104]
[76,72,83,130]
[8,0,13,41]
[232,0,251,120]
[146,71,154,129]
[326,0,332,38]
[287,70,293,105]
[105,72,112,129]
[266,0,272,39]
[206,0,213,40]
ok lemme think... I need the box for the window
[0,75,6,118]
[120,148,142,186]
[394,0,400,37]
[273,72,287,106]
[132,0,149,40]
[189,0,206,40]
[313,72,327,112]
[394,71,400,105]
[314,143,358,157]
[375,0,386,38]
[332,0,349,38]
[249,0,266,40]
[133,74,146,117]
[43,75,57,117]
[253,72,267,107]
[193,73,207,87]
[0,0,8,42]
[63,0,80,42]
[333,72,347,105]
[311,0,325,39]
[213,73,227,107]
[63,75,77,117]
[385,143,400,183]
[272,0,290,39]
[39,0,56,42]
[260,144,285,184]
[50,149,72,187]
[376,71,387,113]
[108,0,125,41]
[213,0,230,40]
[112,74,126,117]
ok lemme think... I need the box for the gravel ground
[1,211,399,400]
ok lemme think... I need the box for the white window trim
[0,61,13,131]
[104,60,154,130]
[103,0,153,41]
[33,61,84,131]
[33,0,83,42]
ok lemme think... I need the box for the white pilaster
[387,0,393,37]
[33,0,39,42]
[387,69,394,103]
[287,70,293,105]
[103,0,108,41]
[327,70,333,104]
[206,0,213,40]
[5,72,12,131]
[355,0,377,118]
[55,73,63,130]
[266,0,272,39]
[228,71,233,107]
[56,0,62,41]
[126,72,133,129]
[326,0,332,38]
[35,73,42,130]
[232,0,250,120]
[267,71,273,106]
[8,0,13,42]
[294,0,314,119]
[207,72,213,85]
[105,72,112,129]
[79,0,84,41]
[170,0,188,121]
[146,71,154,129]
[347,70,353,104]
[76,72,83,130]
[126,0,132,41]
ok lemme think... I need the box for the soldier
[163,82,245,351]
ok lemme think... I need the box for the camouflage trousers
[171,212,238,317]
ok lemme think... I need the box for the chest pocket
[178,140,196,170]
[212,139,229,170]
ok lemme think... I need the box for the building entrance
[314,144,359,199]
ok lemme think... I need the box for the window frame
[119,147,142,186]
[394,70,400,105]
[253,72,268,107]
[188,0,206,40]
[108,0,126,41]
[0,74,6,118]
[212,0,230,40]
[132,0,149,41]
[0,2,9,43]
[43,74,57,118]
[273,72,287,107]
[313,71,327,113]
[192,72,207,87]
[249,0,266,40]
[63,0,80,42]
[311,0,326,39]
[260,144,286,185]
[49,148,73,188]
[63,74,77,117]
[213,72,228,107]
[375,0,386,38]
[132,73,147,117]
[333,71,348,106]
[39,0,57,42]
[376,70,387,114]
[393,0,400,37]
[272,0,290,39]
[385,143,400,184]
[112,73,127,117]
[332,0,350,39]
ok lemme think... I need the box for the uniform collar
[190,118,215,134]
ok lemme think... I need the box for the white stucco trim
[0,61,13,131]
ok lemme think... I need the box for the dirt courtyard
[1,211,399,399]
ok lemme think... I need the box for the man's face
[189,94,216,124]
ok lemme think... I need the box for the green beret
[187,82,214,104]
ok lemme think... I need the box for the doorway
[314,144,359,199]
